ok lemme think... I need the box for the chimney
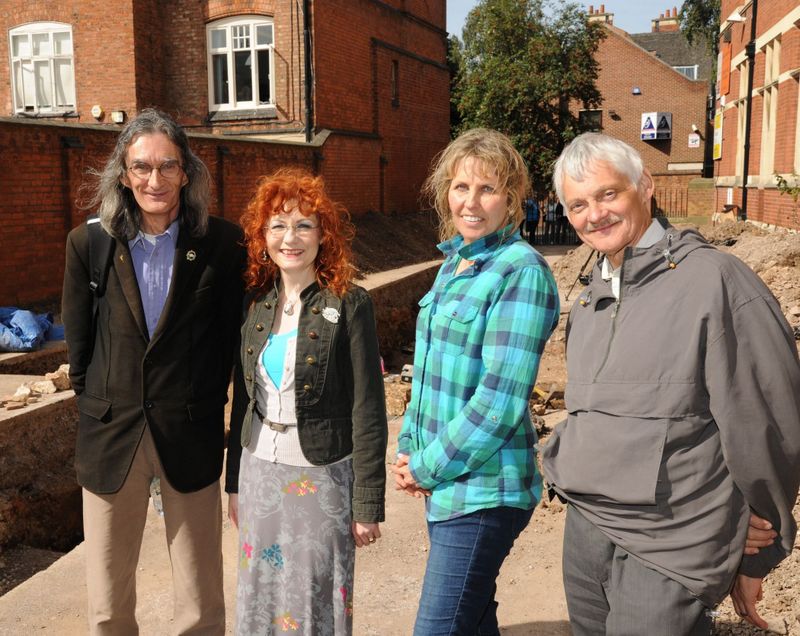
[587,3,614,25]
[651,6,680,32]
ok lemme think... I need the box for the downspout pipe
[740,0,758,220]
[303,0,314,143]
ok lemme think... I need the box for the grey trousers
[562,506,713,636]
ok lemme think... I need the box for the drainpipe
[303,0,314,143]
[740,0,758,220]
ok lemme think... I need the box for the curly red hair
[240,167,356,297]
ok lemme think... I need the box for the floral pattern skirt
[236,449,355,635]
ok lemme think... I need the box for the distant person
[542,132,800,634]
[392,128,559,635]
[554,198,568,243]
[227,168,387,635]
[543,195,557,244]
[62,108,244,634]
[524,196,540,244]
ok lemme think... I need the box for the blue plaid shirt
[398,226,559,521]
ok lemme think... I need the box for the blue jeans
[413,506,534,636]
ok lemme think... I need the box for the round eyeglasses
[267,221,320,237]
[126,160,183,180]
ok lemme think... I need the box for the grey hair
[88,108,210,239]
[552,133,645,206]
[422,128,530,241]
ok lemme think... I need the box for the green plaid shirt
[398,226,559,521]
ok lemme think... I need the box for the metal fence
[522,199,581,246]
[652,187,689,218]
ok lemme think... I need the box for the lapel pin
[322,307,340,324]
[119,254,125,262]
[186,250,197,262]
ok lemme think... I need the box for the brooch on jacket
[322,307,340,323]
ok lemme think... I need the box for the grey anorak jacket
[541,222,800,606]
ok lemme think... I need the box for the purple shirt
[127,220,179,338]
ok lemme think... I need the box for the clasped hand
[390,454,431,498]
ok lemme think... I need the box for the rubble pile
[724,230,800,333]
[0,364,71,410]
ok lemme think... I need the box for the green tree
[452,0,605,194]
[447,35,465,134]
[679,0,720,64]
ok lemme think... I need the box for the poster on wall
[688,133,701,148]
[713,110,723,160]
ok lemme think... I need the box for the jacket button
[144,400,154,409]
[308,330,318,339]
[303,384,312,392]
[311,306,320,314]
[246,347,254,355]
[245,373,253,382]
[264,302,272,309]
[255,323,264,331]
[306,355,316,365]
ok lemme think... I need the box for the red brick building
[714,0,800,230]
[583,5,711,217]
[0,1,449,306]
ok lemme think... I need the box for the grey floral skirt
[236,449,355,635]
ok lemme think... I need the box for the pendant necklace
[282,294,299,316]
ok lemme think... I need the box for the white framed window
[759,37,780,180]
[673,65,699,81]
[735,60,748,179]
[9,22,76,115]
[207,16,274,112]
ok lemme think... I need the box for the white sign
[641,112,672,140]
[688,133,701,148]
[641,113,657,140]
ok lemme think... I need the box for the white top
[249,333,314,467]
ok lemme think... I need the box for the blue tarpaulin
[0,307,64,352]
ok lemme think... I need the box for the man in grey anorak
[542,132,800,635]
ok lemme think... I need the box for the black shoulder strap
[87,216,114,297]
[86,216,115,356]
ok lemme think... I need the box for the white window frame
[673,65,699,81]
[735,60,748,180]
[759,37,780,181]
[206,16,275,113]
[9,22,76,115]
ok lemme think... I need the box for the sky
[446,1,686,37]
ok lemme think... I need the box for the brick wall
[0,1,450,304]
[0,118,426,307]
[594,26,709,178]
[714,0,800,229]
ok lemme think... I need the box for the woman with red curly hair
[226,168,388,635]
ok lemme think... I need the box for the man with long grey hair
[62,108,244,634]
[541,132,800,634]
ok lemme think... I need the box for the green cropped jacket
[226,282,388,522]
